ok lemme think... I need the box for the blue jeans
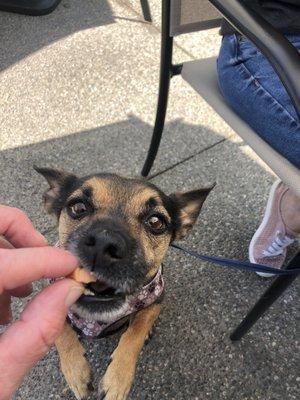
[217,33,300,168]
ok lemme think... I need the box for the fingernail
[65,283,84,307]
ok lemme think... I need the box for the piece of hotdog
[68,267,97,284]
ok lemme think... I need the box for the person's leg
[217,33,300,168]
[217,34,300,272]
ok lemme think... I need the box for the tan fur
[55,180,169,399]
[175,209,192,240]
[100,304,161,399]
[143,230,170,277]
[128,187,160,210]
[35,170,212,400]
[55,323,92,400]
[84,177,114,212]
[58,211,81,246]
[124,188,171,278]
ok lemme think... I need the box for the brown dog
[35,167,213,400]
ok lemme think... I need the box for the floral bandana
[67,266,164,338]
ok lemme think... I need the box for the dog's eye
[69,202,88,218]
[145,215,166,234]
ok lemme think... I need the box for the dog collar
[68,265,164,338]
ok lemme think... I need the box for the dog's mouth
[79,273,126,304]
[81,280,125,303]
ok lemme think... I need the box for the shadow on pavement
[0,114,228,229]
[0,115,298,400]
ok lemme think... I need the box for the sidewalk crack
[148,137,227,180]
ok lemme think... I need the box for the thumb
[0,279,83,400]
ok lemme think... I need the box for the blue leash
[171,243,300,276]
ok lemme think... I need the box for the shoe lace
[263,233,294,257]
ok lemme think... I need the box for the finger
[9,284,33,298]
[0,292,12,325]
[0,206,47,248]
[0,247,79,292]
[0,237,33,298]
[0,279,83,399]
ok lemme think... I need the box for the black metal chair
[140,0,152,22]
[141,0,300,340]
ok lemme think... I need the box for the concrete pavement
[0,1,298,399]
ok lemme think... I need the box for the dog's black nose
[82,230,127,267]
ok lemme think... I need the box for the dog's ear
[170,184,215,240]
[34,166,78,216]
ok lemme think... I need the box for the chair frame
[141,0,300,340]
[141,0,183,178]
[140,0,152,22]
[142,0,300,177]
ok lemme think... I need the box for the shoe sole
[249,180,282,278]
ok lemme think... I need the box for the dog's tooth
[84,289,95,296]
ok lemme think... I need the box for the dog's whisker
[35,167,211,399]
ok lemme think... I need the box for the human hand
[0,205,83,399]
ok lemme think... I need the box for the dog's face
[36,167,212,321]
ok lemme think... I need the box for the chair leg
[140,0,152,22]
[230,251,300,341]
[141,0,173,177]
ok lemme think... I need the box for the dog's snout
[82,230,128,266]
